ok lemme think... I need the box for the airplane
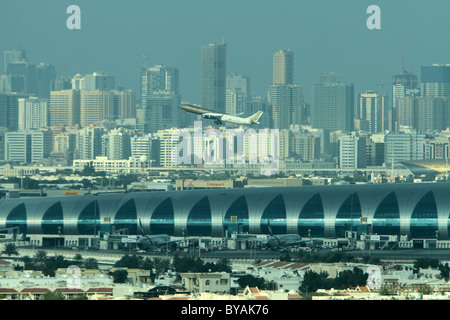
[179,104,263,126]
[264,220,311,250]
[138,219,182,252]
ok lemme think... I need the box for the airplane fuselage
[179,104,261,126]
[203,114,252,125]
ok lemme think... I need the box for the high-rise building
[357,91,389,133]
[3,48,27,73]
[339,132,366,169]
[75,126,105,160]
[421,64,450,97]
[0,74,25,93]
[201,43,226,112]
[226,73,250,115]
[384,131,425,167]
[396,96,450,132]
[130,134,160,166]
[396,96,417,130]
[71,72,115,91]
[18,97,48,130]
[102,128,131,160]
[49,89,81,127]
[273,49,294,85]
[140,64,181,131]
[6,61,37,96]
[80,90,115,127]
[113,89,136,120]
[4,130,51,163]
[0,93,28,130]
[311,72,354,132]
[268,50,303,130]
[392,70,418,109]
[35,63,56,99]
[146,93,181,132]
[267,84,303,129]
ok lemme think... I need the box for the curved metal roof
[0,183,449,239]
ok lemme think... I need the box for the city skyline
[1,1,449,105]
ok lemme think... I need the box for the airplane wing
[201,112,224,119]
[201,112,225,124]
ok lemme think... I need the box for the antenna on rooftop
[399,38,404,74]
[142,55,148,69]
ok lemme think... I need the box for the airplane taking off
[179,104,263,126]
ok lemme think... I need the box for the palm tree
[33,250,48,270]
[1,243,19,257]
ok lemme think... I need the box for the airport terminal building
[0,183,449,247]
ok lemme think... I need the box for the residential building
[18,96,48,130]
[339,132,366,169]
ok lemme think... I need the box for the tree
[237,274,266,289]
[333,267,368,289]
[33,250,48,270]
[110,269,128,283]
[1,243,19,257]
[299,270,330,294]
[439,263,450,281]
[41,292,66,300]
[84,257,99,269]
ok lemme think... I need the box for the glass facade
[77,201,100,235]
[42,201,63,234]
[372,192,400,235]
[150,198,174,235]
[298,194,324,237]
[410,191,438,239]
[335,193,361,238]
[0,184,450,240]
[6,203,27,234]
[224,195,249,233]
[187,196,211,236]
[114,199,137,235]
[260,194,286,234]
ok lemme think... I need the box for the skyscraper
[392,70,418,109]
[3,48,27,73]
[421,64,450,97]
[267,84,303,129]
[226,73,250,115]
[201,43,226,112]
[0,93,28,130]
[141,64,181,131]
[358,91,388,133]
[268,49,303,129]
[311,72,354,132]
[273,49,294,85]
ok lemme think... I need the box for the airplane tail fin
[267,220,274,236]
[247,111,263,124]
[138,218,145,236]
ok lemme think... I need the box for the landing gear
[214,119,223,125]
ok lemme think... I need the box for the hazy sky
[1,0,449,104]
